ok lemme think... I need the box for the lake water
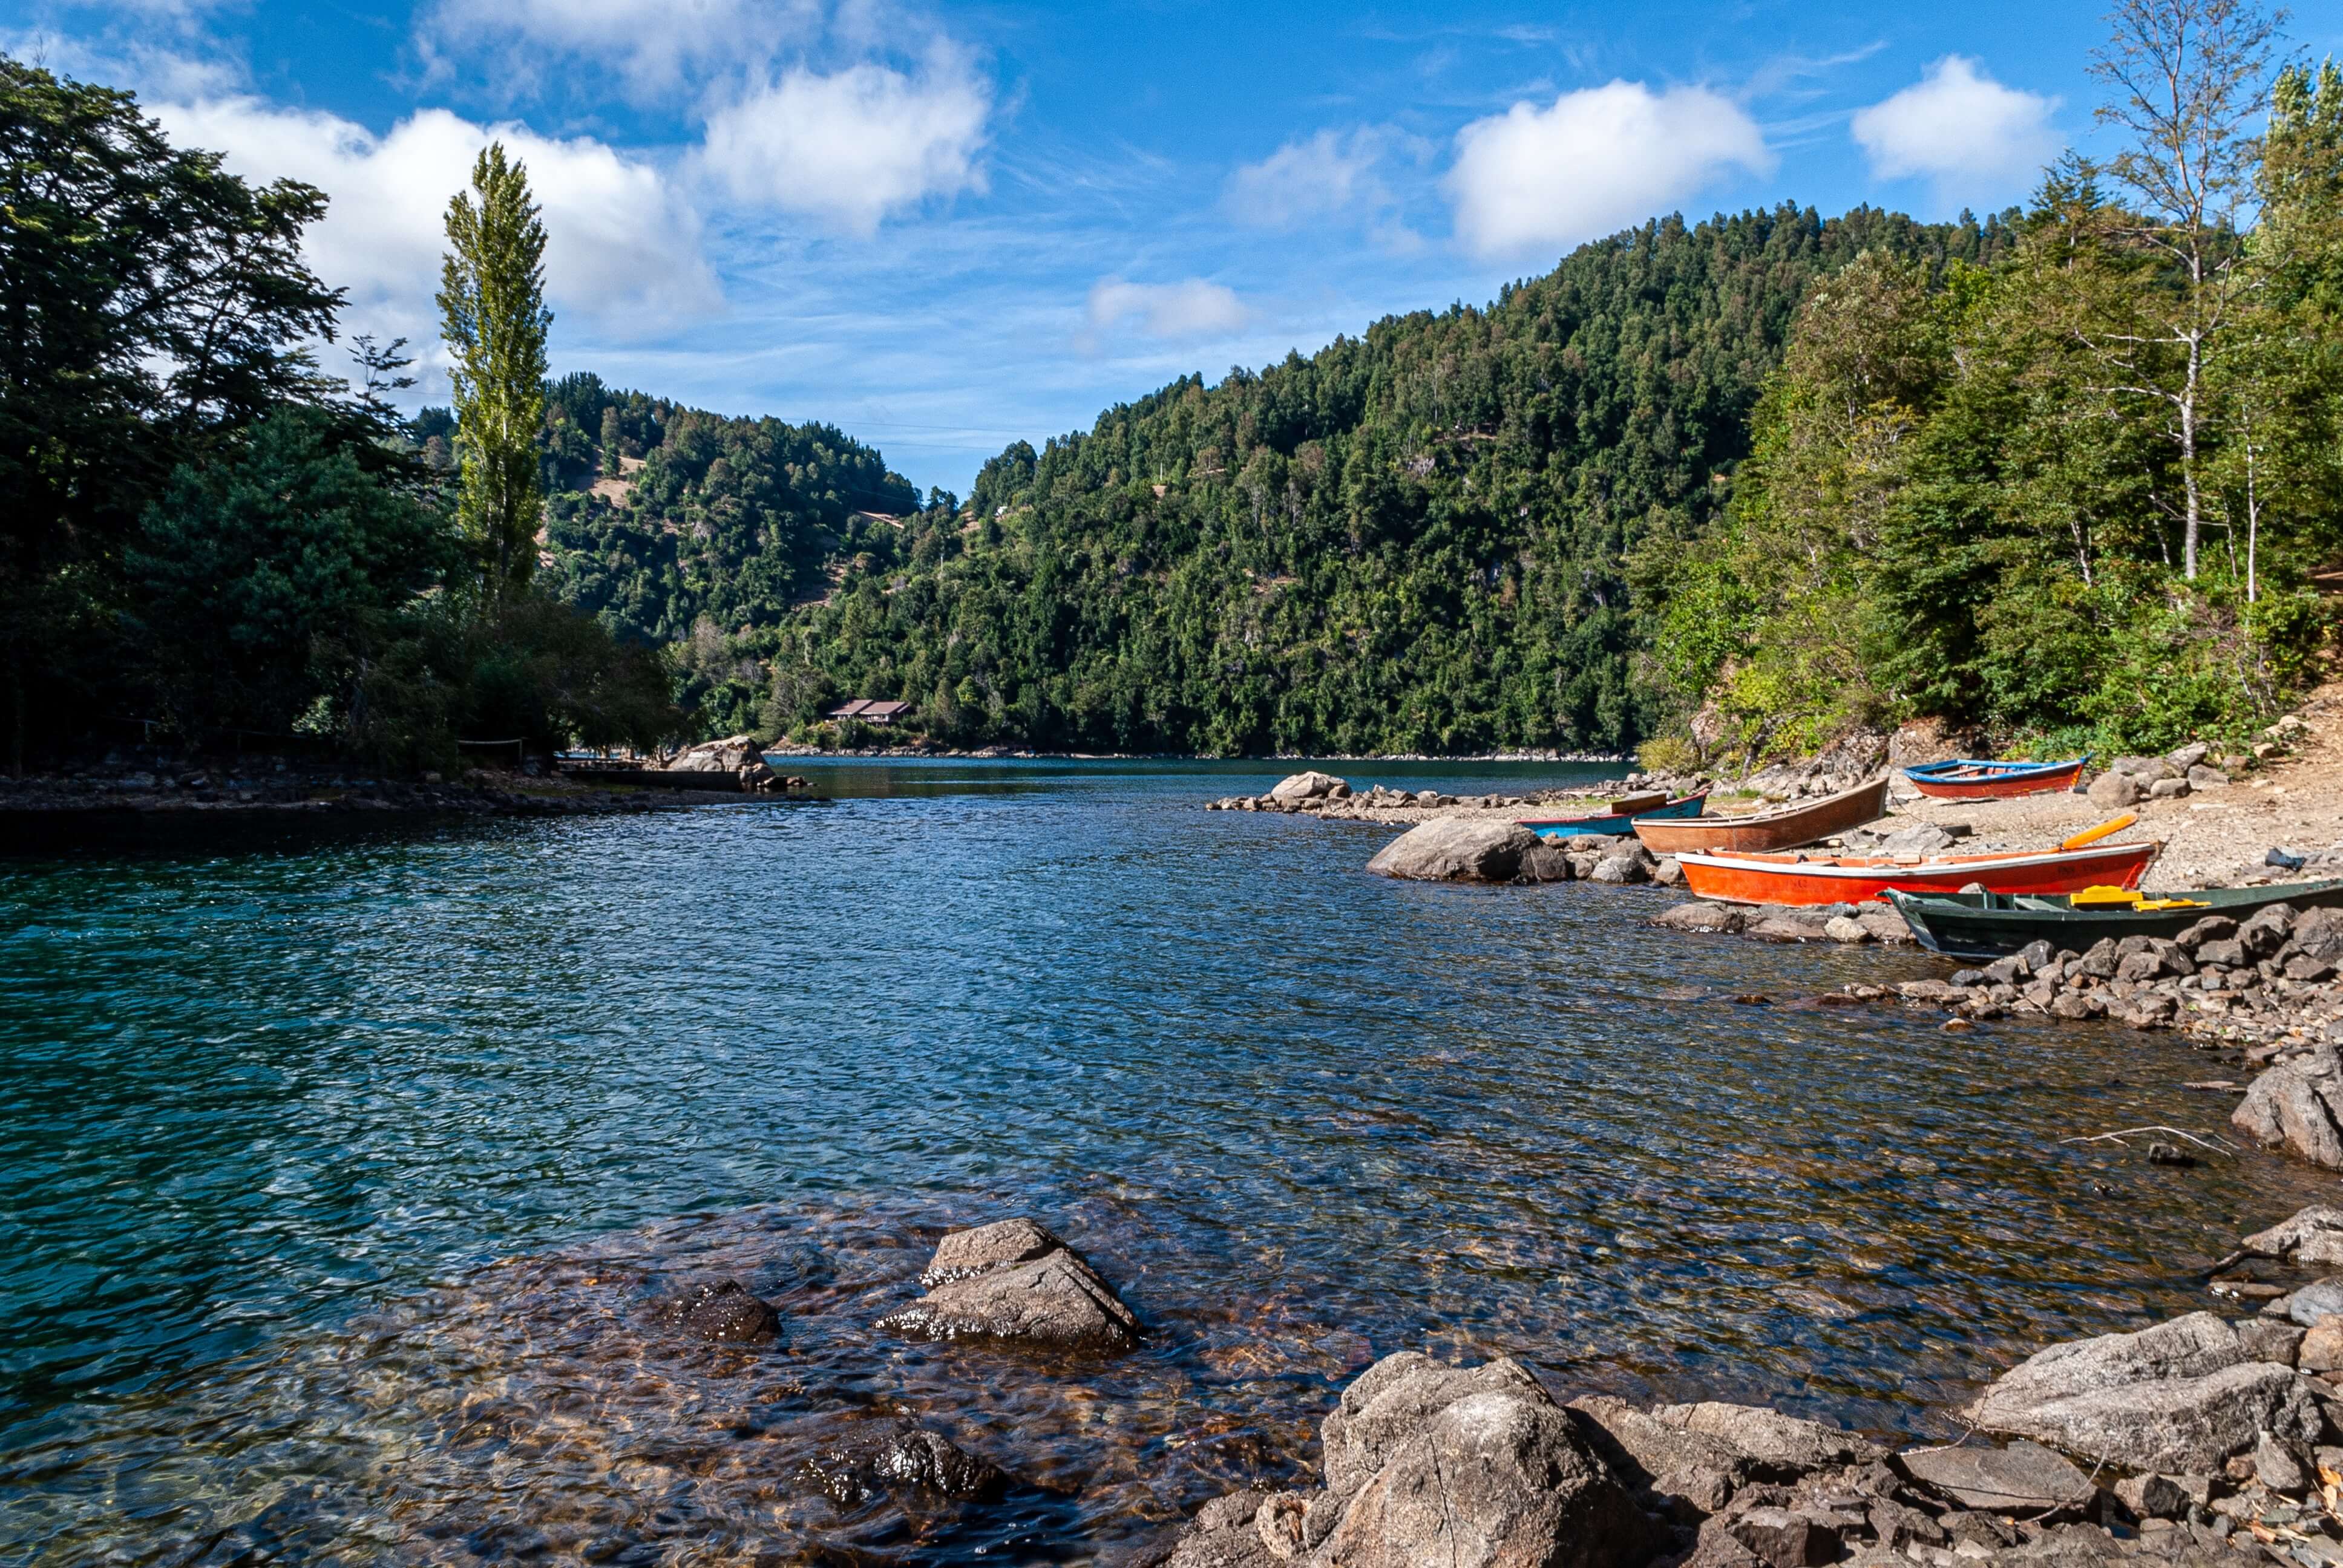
[2,759,2321,1566]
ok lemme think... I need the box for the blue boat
[1519,790,1709,841]
[1902,756,2088,799]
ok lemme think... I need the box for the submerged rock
[1365,818,1550,883]
[1964,1311,2321,1471]
[879,1217,1139,1353]
[802,1420,1008,1507]
[660,1277,781,1344]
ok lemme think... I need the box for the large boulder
[1964,1311,2321,1471]
[661,733,776,789]
[1366,818,1546,883]
[878,1217,1139,1353]
[2233,1058,2343,1169]
[1269,771,1348,803]
[1163,1353,1666,1568]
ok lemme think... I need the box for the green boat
[1884,878,2343,961]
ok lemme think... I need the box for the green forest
[569,4,2337,763]
[8,0,2342,771]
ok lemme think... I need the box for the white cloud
[1225,129,1390,230]
[421,0,818,98]
[1085,278,1250,342]
[1850,56,2059,201]
[1444,80,1772,259]
[151,99,720,346]
[697,45,992,235]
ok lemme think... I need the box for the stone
[2232,1068,2343,1169]
[1725,1506,1832,1568]
[2089,771,2148,809]
[2017,938,2057,973]
[2169,742,2212,772]
[2242,1206,2343,1266]
[2111,755,2178,780]
[2298,1317,2343,1372]
[1566,1394,1754,1513]
[1654,857,1685,887]
[2289,1281,2343,1327]
[1964,1312,2322,1471]
[879,1220,1139,1353]
[2117,950,2170,983]
[801,1421,1008,1506]
[2175,916,2238,950]
[2149,777,2192,800]
[1654,901,1748,935]
[2189,765,2230,789]
[2197,938,2249,970]
[1268,770,1347,802]
[2238,906,2296,959]
[2114,1473,2193,1521]
[1648,1402,1882,1472]
[1365,818,1544,883]
[2235,1319,2305,1365]
[1879,823,1956,855]
[2255,1431,2313,1493]
[1897,1439,2095,1512]
[662,1278,782,1344]
[1312,1354,1665,1568]
[1159,1491,1281,1568]
[1522,842,1576,883]
[1590,849,1653,885]
[1824,916,1871,943]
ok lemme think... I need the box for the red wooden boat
[1675,839,2160,907]
[1902,756,2088,800]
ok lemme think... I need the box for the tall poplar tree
[437,143,549,598]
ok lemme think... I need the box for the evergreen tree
[437,143,550,599]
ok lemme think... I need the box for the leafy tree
[0,54,341,765]
[438,142,550,598]
[122,405,447,741]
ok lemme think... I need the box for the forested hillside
[746,204,2011,754]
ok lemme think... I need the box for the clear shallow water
[1,759,2324,1566]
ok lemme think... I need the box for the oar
[2060,813,2137,851]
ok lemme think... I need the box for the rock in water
[1646,1402,1881,1472]
[2245,1205,2343,1266]
[1268,771,1348,803]
[1963,1311,2321,1471]
[661,1277,782,1343]
[879,1217,1139,1352]
[2233,1064,2343,1169]
[802,1421,1008,1506]
[1365,818,1544,883]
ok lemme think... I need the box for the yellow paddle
[2060,813,2137,851]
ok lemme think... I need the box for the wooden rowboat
[1884,878,2343,960]
[1676,839,2160,907]
[1632,777,1890,857]
[1519,790,1709,841]
[1902,756,2088,800]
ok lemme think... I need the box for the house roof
[827,699,873,717]
[861,700,913,717]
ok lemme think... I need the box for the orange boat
[1633,777,1891,857]
[1676,839,2160,906]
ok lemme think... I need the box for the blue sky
[11,1,2340,495]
